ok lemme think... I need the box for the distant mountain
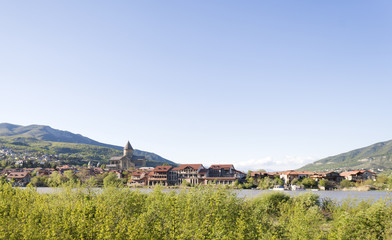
[298,140,392,172]
[0,123,176,166]
[0,123,121,149]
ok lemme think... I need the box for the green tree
[29,176,48,187]
[48,171,66,186]
[340,179,353,188]
[301,178,317,189]
[103,172,122,187]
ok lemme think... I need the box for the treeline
[29,171,124,188]
[239,175,392,190]
[0,183,391,239]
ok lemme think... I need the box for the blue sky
[1,1,391,170]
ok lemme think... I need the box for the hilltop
[298,139,392,172]
[0,123,176,167]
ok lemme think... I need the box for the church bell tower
[124,141,134,158]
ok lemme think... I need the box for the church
[107,141,146,170]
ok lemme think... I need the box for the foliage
[103,172,122,187]
[29,175,49,187]
[257,177,274,190]
[340,179,354,188]
[301,178,317,189]
[0,183,392,239]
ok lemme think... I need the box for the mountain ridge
[298,139,392,172]
[0,123,175,165]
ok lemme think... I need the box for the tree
[340,179,353,188]
[76,169,94,183]
[30,176,48,187]
[301,178,317,189]
[48,171,66,187]
[63,170,77,185]
[103,172,122,187]
[273,176,284,186]
[258,177,274,190]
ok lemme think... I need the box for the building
[128,169,151,186]
[107,141,146,170]
[7,172,31,187]
[147,166,177,186]
[310,171,342,182]
[280,171,314,184]
[198,164,246,185]
[340,170,376,182]
[173,164,206,185]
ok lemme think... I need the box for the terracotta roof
[176,164,204,170]
[153,166,172,172]
[340,171,359,177]
[131,171,144,176]
[202,177,237,180]
[7,172,30,179]
[281,170,314,176]
[209,164,234,170]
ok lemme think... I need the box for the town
[1,141,379,190]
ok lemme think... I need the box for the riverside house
[147,166,177,186]
[172,164,206,185]
[340,170,376,182]
[6,171,31,187]
[198,164,246,185]
[280,170,314,184]
[128,170,151,186]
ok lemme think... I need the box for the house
[7,172,31,186]
[198,164,245,185]
[57,165,76,173]
[340,170,376,182]
[172,164,206,185]
[280,170,314,184]
[37,168,56,176]
[208,164,236,177]
[310,171,342,182]
[128,170,150,187]
[147,166,177,186]
[107,141,146,170]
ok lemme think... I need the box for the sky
[0,1,391,171]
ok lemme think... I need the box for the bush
[340,179,354,188]
[0,182,391,239]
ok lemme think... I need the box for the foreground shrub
[0,183,392,239]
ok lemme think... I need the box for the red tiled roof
[176,164,204,170]
[7,172,30,179]
[131,171,145,176]
[209,164,234,170]
[281,170,314,176]
[153,166,172,172]
[340,170,361,177]
[202,177,237,180]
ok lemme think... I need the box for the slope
[0,123,175,166]
[298,140,392,172]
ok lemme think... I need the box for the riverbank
[20,186,392,202]
[3,183,391,239]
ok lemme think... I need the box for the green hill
[0,123,176,167]
[298,140,392,172]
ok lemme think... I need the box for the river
[20,187,392,202]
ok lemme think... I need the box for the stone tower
[124,141,134,158]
